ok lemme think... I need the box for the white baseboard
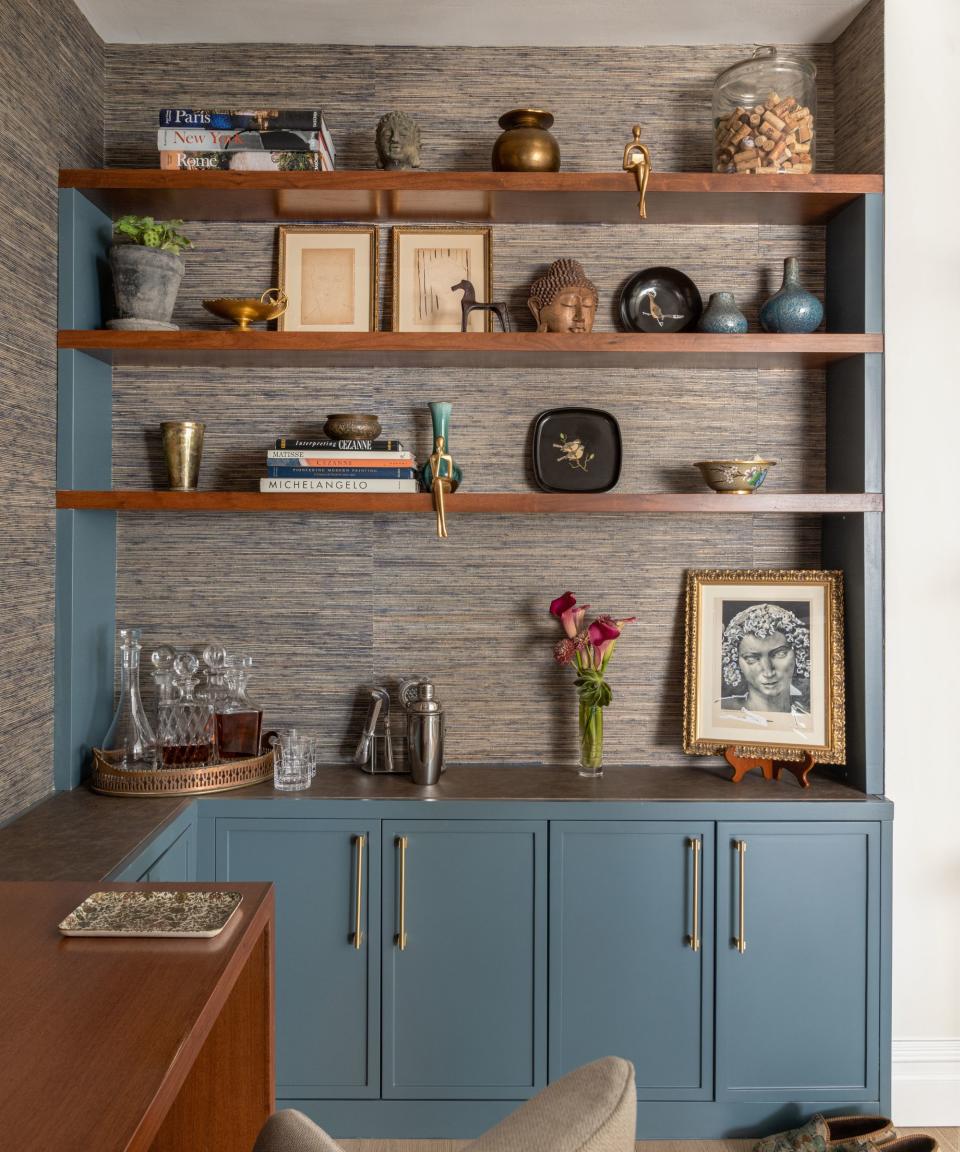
[892,1039,960,1125]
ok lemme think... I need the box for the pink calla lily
[588,615,636,664]
[550,592,592,639]
[549,591,577,618]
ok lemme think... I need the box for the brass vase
[161,421,205,490]
[491,109,560,172]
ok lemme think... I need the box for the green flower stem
[578,700,604,772]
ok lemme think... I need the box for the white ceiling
[74,0,870,46]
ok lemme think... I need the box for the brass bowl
[324,413,382,439]
[694,457,777,494]
[202,288,287,330]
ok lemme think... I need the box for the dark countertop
[0,762,885,882]
[0,789,190,881]
[235,762,878,803]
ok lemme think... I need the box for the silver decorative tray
[58,890,243,938]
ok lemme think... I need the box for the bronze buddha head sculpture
[527,259,599,334]
[375,111,422,170]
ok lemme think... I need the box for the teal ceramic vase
[697,291,748,334]
[421,402,463,490]
[760,257,824,333]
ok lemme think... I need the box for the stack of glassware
[99,628,267,770]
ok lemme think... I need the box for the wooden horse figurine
[451,280,510,332]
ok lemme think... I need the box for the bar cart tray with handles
[89,747,274,796]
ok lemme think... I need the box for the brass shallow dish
[59,890,243,938]
[90,748,274,796]
[202,287,287,330]
[694,457,777,494]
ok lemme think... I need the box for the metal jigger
[161,421,205,490]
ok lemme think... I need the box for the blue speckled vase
[760,257,824,333]
[697,292,748,334]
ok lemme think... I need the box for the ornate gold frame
[277,224,379,332]
[683,569,846,764]
[390,225,493,332]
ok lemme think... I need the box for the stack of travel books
[158,108,335,172]
[260,437,421,494]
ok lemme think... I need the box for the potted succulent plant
[107,215,192,330]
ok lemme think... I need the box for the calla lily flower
[550,591,577,618]
[550,592,592,639]
[588,615,636,664]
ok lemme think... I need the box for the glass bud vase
[102,627,156,769]
[578,701,604,778]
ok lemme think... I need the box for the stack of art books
[158,109,335,172]
[260,437,420,494]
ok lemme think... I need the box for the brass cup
[161,421,205,490]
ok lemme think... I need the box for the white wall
[885,0,960,1123]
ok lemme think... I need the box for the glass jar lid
[715,45,817,86]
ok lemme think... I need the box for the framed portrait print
[683,569,845,764]
[391,226,492,332]
[278,225,378,332]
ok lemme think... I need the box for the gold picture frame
[391,225,492,332]
[278,225,378,332]
[683,569,845,764]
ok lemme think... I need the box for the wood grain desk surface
[0,880,274,1152]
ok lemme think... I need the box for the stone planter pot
[107,244,184,330]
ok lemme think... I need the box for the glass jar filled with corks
[713,46,817,174]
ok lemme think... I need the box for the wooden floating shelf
[57,491,883,514]
[59,169,883,226]
[58,330,882,369]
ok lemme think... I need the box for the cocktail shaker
[399,678,445,784]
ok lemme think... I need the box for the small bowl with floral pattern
[694,457,777,494]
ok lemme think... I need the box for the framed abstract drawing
[391,225,492,332]
[278,225,378,332]
[683,569,845,764]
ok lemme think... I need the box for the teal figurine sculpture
[760,257,824,333]
[421,402,462,538]
[697,291,748,334]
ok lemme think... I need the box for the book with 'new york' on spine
[260,477,420,493]
[158,128,327,152]
[267,466,417,479]
[275,438,403,451]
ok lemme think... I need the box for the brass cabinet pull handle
[735,840,747,953]
[688,837,701,952]
[353,834,365,950]
[396,835,408,951]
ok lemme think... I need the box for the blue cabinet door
[549,821,714,1100]
[215,817,380,1099]
[716,821,880,1102]
[138,823,194,881]
[382,820,547,1100]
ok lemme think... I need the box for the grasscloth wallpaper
[103,41,843,768]
[0,0,102,822]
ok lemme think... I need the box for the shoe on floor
[755,1115,896,1152]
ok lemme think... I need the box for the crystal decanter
[159,652,216,767]
[101,627,156,769]
[216,654,264,760]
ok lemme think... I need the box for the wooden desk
[0,881,274,1151]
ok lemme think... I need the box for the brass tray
[90,748,274,797]
[59,890,243,938]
